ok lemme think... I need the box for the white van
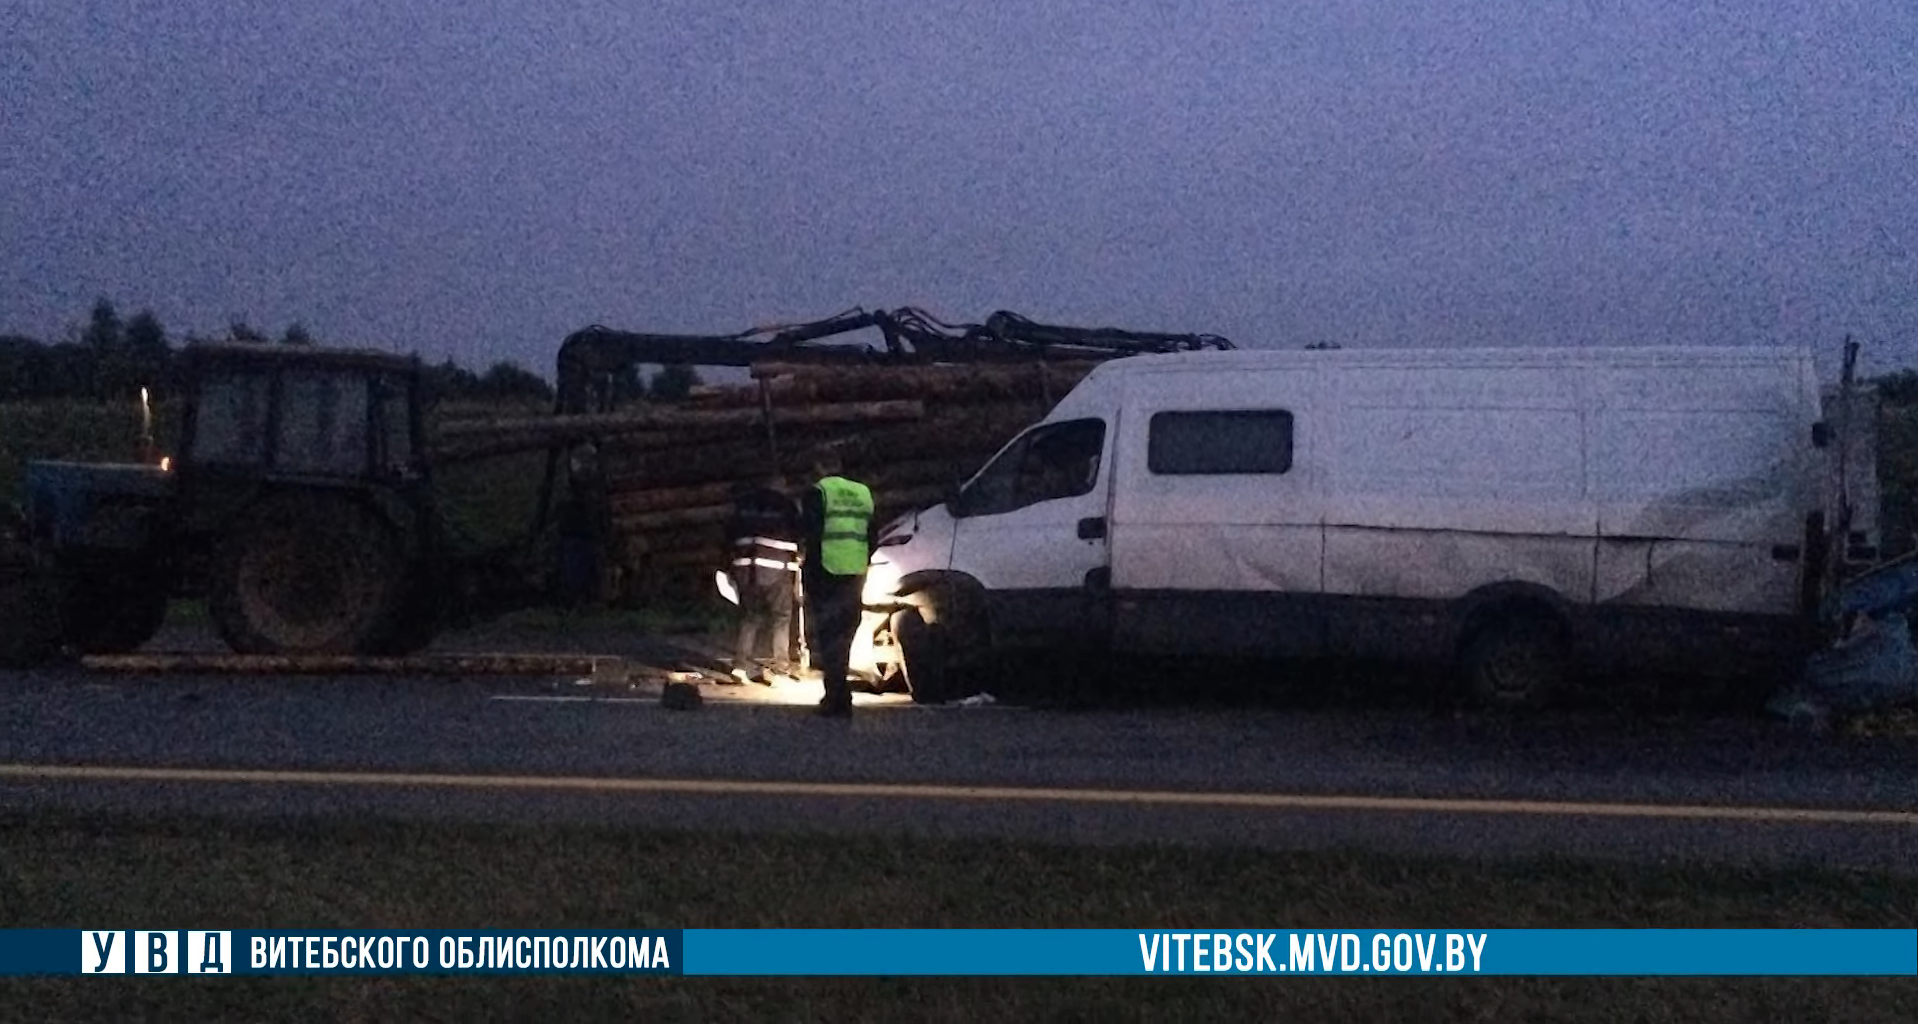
[851,345,1875,707]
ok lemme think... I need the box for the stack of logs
[434,359,1102,603]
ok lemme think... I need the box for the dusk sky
[3,2,1912,378]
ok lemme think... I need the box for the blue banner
[3,929,1912,977]
[684,929,1918,976]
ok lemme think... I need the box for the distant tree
[1876,370,1918,406]
[475,361,555,403]
[280,322,314,346]
[83,298,122,356]
[647,363,701,402]
[0,335,50,400]
[226,319,269,344]
[43,343,96,399]
[125,310,166,351]
[607,364,647,405]
[424,358,482,403]
[123,310,173,393]
[80,297,124,398]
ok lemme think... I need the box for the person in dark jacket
[725,475,800,684]
[797,450,875,717]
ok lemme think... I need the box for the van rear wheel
[1460,614,1570,710]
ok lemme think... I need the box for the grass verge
[0,811,1913,1021]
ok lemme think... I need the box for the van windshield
[956,418,1105,517]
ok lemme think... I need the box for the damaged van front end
[849,503,957,690]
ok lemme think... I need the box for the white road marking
[0,763,1913,826]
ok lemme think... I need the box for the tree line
[0,298,704,405]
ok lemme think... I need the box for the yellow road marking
[0,763,1913,826]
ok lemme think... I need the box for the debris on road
[80,651,625,678]
[1767,613,1918,730]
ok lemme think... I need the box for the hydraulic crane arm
[555,309,904,415]
[973,310,1235,356]
[553,306,1236,414]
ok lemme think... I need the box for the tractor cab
[174,343,426,491]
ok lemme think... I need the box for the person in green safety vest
[797,448,875,717]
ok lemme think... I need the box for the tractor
[2,342,448,665]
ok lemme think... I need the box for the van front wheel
[1460,614,1570,710]
[894,608,974,706]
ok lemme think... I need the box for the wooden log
[610,481,950,549]
[676,362,1099,411]
[857,455,990,492]
[615,525,727,556]
[642,545,729,568]
[685,361,1105,407]
[435,422,766,464]
[441,398,923,437]
[605,480,746,517]
[607,450,979,510]
[432,399,924,459]
[612,504,736,533]
[873,483,954,513]
[602,402,1041,489]
[610,533,720,568]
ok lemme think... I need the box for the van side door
[945,417,1112,650]
[1108,393,1325,658]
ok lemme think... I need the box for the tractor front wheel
[63,569,170,655]
[0,563,64,669]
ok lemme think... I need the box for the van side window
[956,418,1105,517]
[1148,410,1293,475]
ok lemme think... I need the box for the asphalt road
[3,634,1917,872]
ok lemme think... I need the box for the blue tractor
[1,343,447,666]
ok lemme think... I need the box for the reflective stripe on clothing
[732,556,799,571]
[815,476,874,576]
[734,536,799,552]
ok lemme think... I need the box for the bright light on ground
[722,674,913,707]
[658,671,913,708]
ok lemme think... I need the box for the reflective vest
[728,487,799,582]
[815,476,874,576]
[732,535,799,574]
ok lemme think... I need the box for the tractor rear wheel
[210,493,411,655]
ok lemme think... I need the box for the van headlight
[863,554,904,605]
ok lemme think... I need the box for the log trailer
[0,309,1230,666]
